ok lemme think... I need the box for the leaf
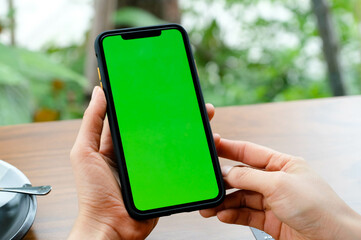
[0,43,22,70]
[0,43,86,125]
[17,48,87,86]
[0,43,87,86]
[0,63,27,85]
[113,7,166,27]
[0,85,32,125]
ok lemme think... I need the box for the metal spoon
[0,184,52,195]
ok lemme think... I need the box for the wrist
[68,214,121,240]
[332,207,361,240]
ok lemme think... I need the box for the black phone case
[94,24,225,220]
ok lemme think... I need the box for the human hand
[69,86,216,240]
[200,138,361,240]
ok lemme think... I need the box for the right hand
[200,138,361,239]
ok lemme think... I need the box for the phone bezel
[94,24,225,219]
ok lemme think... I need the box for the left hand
[69,86,157,240]
[68,86,216,239]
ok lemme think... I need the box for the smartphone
[94,24,224,219]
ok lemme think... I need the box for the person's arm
[68,215,119,240]
[201,138,361,240]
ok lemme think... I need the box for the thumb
[223,165,276,196]
[74,86,107,152]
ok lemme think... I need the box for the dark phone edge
[94,23,225,220]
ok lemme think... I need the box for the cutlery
[0,184,51,195]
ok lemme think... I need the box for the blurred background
[0,0,360,125]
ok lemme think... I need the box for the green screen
[102,28,219,211]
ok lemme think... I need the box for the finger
[216,208,266,231]
[74,86,107,152]
[213,133,221,147]
[224,166,277,195]
[217,208,281,238]
[100,116,115,158]
[200,190,264,218]
[217,139,292,171]
[221,166,247,190]
[206,103,215,121]
[99,116,118,168]
[100,115,110,147]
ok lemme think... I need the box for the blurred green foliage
[184,0,361,106]
[0,43,86,125]
[0,0,361,125]
[113,7,166,27]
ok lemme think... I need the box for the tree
[311,0,346,96]
[8,0,16,46]
[84,0,116,94]
[84,0,180,93]
[116,0,180,24]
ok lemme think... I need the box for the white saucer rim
[0,159,31,184]
[0,159,37,240]
[0,159,31,207]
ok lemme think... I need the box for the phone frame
[94,24,225,219]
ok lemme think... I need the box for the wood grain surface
[1,96,361,239]
[0,120,80,239]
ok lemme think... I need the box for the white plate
[0,160,37,240]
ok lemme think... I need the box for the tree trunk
[84,0,116,94]
[311,0,346,96]
[8,0,15,46]
[116,0,180,24]
[84,0,180,93]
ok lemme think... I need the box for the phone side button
[97,67,101,81]
[100,81,103,89]
[194,60,199,75]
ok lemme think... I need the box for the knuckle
[268,151,283,163]
[285,156,309,172]
[246,211,253,226]
[236,141,249,160]
[292,156,307,165]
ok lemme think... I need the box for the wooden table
[1,96,361,239]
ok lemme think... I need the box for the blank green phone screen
[102,28,219,211]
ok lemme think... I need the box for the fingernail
[221,165,234,176]
[91,86,99,100]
